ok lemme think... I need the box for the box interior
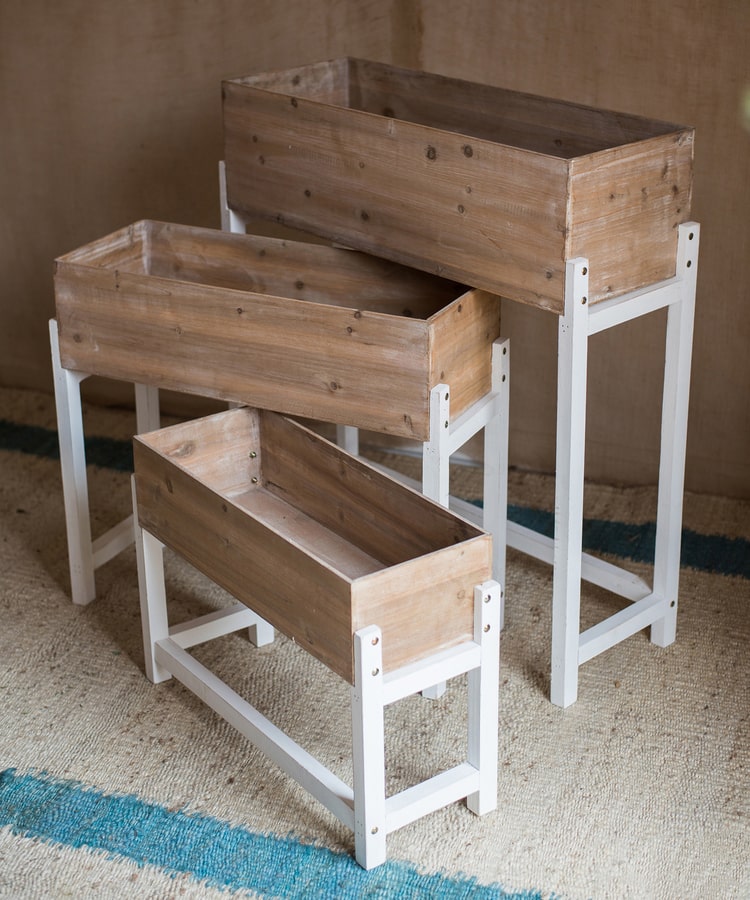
[237,57,684,160]
[144,407,482,580]
[64,221,463,321]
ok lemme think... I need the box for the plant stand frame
[444,222,699,707]
[133,494,502,870]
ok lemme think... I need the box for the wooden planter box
[54,220,500,441]
[222,57,694,313]
[133,406,491,683]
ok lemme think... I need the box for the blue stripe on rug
[504,504,750,580]
[0,769,541,899]
[0,419,133,471]
[2,417,748,579]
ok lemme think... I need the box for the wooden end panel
[429,288,502,421]
[229,57,352,106]
[137,407,262,496]
[55,221,150,272]
[259,412,484,567]
[133,434,356,682]
[351,533,492,675]
[223,80,570,311]
[569,130,694,302]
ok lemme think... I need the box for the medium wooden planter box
[133,406,491,683]
[222,57,694,313]
[54,220,500,440]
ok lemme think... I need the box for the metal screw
[372,667,380,677]
[371,636,379,646]
[483,624,491,633]
[251,477,259,484]
[249,451,257,459]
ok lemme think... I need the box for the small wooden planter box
[222,57,694,313]
[54,220,500,440]
[133,406,491,683]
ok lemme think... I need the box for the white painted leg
[134,383,160,434]
[248,618,275,648]
[422,384,451,507]
[49,319,96,605]
[351,625,387,869]
[483,339,510,628]
[219,160,247,234]
[550,259,590,708]
[467,581,502,815]
[336,425,360,455]
[651,224,699,647]
[422,383,451,699]
[132,477,171,684]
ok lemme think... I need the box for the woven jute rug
[0,386,747,899]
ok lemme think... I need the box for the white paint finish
[550,259,591,708]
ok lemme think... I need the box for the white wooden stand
[442,223,700,707]
[49,318,161,605]
[133,485,502,870]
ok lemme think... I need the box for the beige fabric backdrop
[1,1,748,497]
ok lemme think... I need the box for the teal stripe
[0,419,133,471]
[0,769,541,899]
[2,417,748,579]
[506,504,750,580]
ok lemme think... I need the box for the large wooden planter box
[133,406,491,683]
[54,220,500,441]
[223,57,694,313]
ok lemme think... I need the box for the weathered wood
[223,58,694,312]
[133,407,491,682]
[54,221,499,440]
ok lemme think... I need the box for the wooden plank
[428,288,502,422]
[351,534,491,674]
[346,59,679,157]
[569,132,694,302]
[258,411,485,567]
[54,220,148,271]
[143,220,462,313]
[136,406,263,496]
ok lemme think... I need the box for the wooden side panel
[54,252,436,439]
[429,288,502,421]
[134,428,356,682]
[259,412,485,567]
[569,131,694,302]
[223,78,571,311]
[351,533,492,674]
[347,58,679,157]
[143,221,463,314]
